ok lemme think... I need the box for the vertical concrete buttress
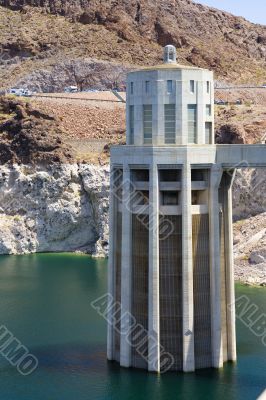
[120,165,132,367]
[209,164,224,368]
[107,166,115,360]
[224,171,237,361]
[148,163,160,372]
[182,160,195,372]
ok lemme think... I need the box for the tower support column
[224,171,237,361]
[148,164,160,372]
[209,164,223,368]
[120,165,132,367]
[182,160,195,372]
[107,166,116,360]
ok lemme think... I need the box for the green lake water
[0,254,265,400]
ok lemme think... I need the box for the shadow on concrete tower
[107,45,266,373]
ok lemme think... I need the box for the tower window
[188,105,197,143]
[190,80,195,93]
[161,191,179,206]
[159,169,180,182]
[145,81,150,94]
[192,191,200,205]
[133,190,149,206]
[169,50,174,61]
[206,104,211,117]
[129,105,134,144]
[164,104,176,144]
[167,80,173,94]
[191,169,205,181]
[132,169,149,182]
[143,105,152,144]
[205,122,212,144]
[130,82,134,95]
[207,81,210,93]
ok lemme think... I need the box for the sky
[194,0,266,25]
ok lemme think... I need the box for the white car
[64,86,78,93]
[9,88,23,96]
[9,88,32,97]
[22,89,32,97]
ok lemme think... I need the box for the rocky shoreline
[0,164,110,258]
[234,213,266,286]
[0,163,265,286]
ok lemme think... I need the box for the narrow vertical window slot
[188,104,197,143]
[143,105,152,144]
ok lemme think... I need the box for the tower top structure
[136,45,207,72]
[126,45,214,146]
[164,44,177,64]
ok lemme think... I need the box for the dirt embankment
[33,92,126,141]
[215,104,266,144]
[31,92,126,163]
[0,96,74,165]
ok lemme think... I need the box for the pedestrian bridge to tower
[107,45,266,373]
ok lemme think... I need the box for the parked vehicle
[22,89,32,97]
[9,88,23,96]
[9,88,32,97]
[214,99,228,105]
[262,83,266,88]
[64,86,78,93]
[82,89,99,93]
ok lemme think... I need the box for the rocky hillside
[1,0,266,91]
[0,96,74,164]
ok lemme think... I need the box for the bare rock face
[79,164,110,256]
[250,250,266,265]
[0,164,110,257]
[15,58,130,93]
[233,213,266,285]
[233,169,266,219]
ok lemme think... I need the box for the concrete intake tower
[107,45,266,372]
